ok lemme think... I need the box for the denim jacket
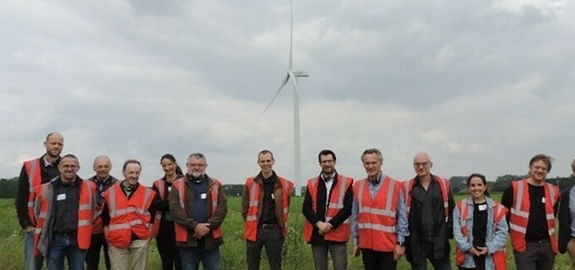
[453,196,508,269]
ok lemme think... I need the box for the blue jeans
[25,230,44,270]
[47,233,87,270]
[179,246,220,270]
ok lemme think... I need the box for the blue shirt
[351,173,409,245]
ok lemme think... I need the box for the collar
[368,172,384,184]
[42,155,60,168]
[321,172,336,182]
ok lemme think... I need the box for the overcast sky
[1,0,574,187]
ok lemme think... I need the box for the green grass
[0,194,570,269]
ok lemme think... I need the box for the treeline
[1,176,574,199]
[0,177,18,199]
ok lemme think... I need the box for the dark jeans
[25,230,44,270]
[47,233,87,270]
[513,240,555,270]
[156,222,181,270]
[85,233,110,270]
[246,225,284,270]
[361,249,396,270]
[410,241,452,270]
[179,246,220,270]
[311,243,347,270]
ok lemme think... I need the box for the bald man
[403,152,455,270]
[85,155,118,270]
[16,132,64,270]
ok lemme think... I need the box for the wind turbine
[264,0,308,196]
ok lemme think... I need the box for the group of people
[13,132,575,270]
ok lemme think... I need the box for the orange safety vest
[354,176,403,252]
[34,179,95,255]
[404,175,451,220]
[455,198,507,270]
[244,176,294,242]
[152,179,166,237]
[25,159,43,226]
[508,179,559,253]
[303,175,353,243]
[103,183,156,249]
[172,177,223,242]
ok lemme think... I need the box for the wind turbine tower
[264,0,308,196]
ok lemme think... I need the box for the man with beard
[85,155,118,270]
[101,160,157,270]
[16,132,64,270]
[303,149,354,270]
[169,153,228,270]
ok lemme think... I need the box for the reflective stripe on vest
[34,180,95,255]
[404,176,450,221]
[172,178,224,242]
[509,179,559,253]
[25,159,43,225]
[152,179,165,237]
[357,178,397,234]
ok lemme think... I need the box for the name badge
[541,197,546,203]
[57,194,66,201]
[478,204,487,211]
[271,194,275,200]
[201,193,207,199]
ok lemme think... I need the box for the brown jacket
[241,171,291,229]
[169,175,227,249]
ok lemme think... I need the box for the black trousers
[156,221,181,270]
[246,225,284,270]
[85,233,110,270]
[361,249,397,270]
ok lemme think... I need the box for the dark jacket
[559,185,573,254]
[241,171,291,229]
[405,175,455,263]
[15,155,60,229]
[168,175,228,249]
[302,173,353,244]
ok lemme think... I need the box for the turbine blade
[289,0,293,70]
[263,73,291,113]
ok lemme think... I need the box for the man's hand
[316,221,332,234]
[393,245,405,261]
[194,223,211,238]
[25,226,35,233]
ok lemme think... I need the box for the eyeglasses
[413,162,430,167]
[61,164,78,169]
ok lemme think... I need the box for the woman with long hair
[453,173,508,270]
[151,154,184,270]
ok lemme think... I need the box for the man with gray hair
[351,148,409,270]
[169,153,228,270]
[403,152,455,270]
[85,155,118,270]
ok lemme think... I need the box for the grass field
[0,193,570,269]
